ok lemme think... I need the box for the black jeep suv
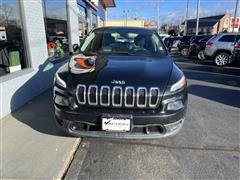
[54,27,188,139]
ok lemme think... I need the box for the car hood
[70,55,173,90]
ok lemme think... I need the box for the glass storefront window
[42,0,69,59]
[92,13,97,29]
[99,18,104,27]
[0,0,26,77]
[78,5,87,38]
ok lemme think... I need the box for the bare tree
[0,3,14,26]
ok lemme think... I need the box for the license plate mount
[101,114,132,132]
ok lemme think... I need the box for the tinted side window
[219,35,235,42]
[182,36,192,42]
[237,39,240,45]
[236,35,240,42]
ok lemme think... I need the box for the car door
[217,35,236,51]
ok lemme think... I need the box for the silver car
[205,32,240,66]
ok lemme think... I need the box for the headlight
[170,75,186,92]
[54,73,66,88]
[69,54,96,74]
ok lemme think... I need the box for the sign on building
[231,17,240,32]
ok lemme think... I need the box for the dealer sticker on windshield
[102,117,131,132]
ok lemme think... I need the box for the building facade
[0,0,115,119]
[106,20,145,27]
[185,14,231,35]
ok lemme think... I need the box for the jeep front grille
[76,84,160,108]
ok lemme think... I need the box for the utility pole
[123,10,126,26]
[157,3,160,34]
[123,10,129,26]
[184,0,189,35]
[126,10,128,26]
[196,0,200,35]
[232,0,239,32]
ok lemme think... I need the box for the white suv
[205,32,240,66]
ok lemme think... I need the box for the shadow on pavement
[184,70,240,87]
[10,57,69,136]
[181,64,240,77]
[11,90,69,136]
[188,84,240,108]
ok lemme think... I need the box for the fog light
[55,95,69,106]
[167,100,183,111]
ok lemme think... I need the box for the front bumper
[55,105,187,139]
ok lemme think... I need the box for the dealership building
[184,13,240,35]
[0,0,115,118]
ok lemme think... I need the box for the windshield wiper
[111,52,133,55]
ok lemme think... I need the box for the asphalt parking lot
[65,56,240,180]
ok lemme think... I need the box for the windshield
[80,28,167,56]
[199,36,212,42]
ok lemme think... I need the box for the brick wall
[212,14,231,34]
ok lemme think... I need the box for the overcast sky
[107,0,239,24]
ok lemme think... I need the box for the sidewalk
[0,90,80,179]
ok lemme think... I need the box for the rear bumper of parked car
[54,103,187,139]
[204,47,215,57]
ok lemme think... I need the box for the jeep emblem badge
[111,80,126,85]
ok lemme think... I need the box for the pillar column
[66,0,80,53]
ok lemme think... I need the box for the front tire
[181,48,189,56]
[214,53,230,66]
[197,50,206,61]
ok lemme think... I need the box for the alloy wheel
[215,53,229,66]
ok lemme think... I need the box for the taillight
[206,42,213,46]
[235,44,240,49]
[190,42,196,46]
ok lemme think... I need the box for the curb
[55,138,81,180]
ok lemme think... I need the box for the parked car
[168,36,183,53]
[205,32,240,66]
[189,35,211,57]
[53,27,188,139]
[189,35,213,60]
[231,39,240,64]
[178,35,193,56]
[164,36,182,48]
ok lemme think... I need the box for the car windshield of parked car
[199,36,212,42]
[237,39,240,45]
[80,29,167,56]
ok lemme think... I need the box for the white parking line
[182,69,240,79]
